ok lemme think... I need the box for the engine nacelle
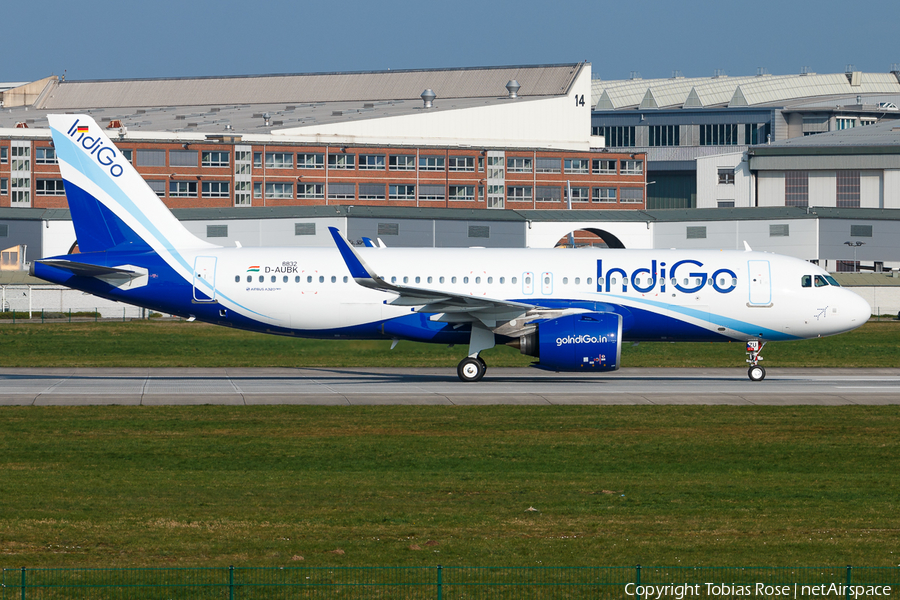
[519,311,622,372]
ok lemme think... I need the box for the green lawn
[0,319,897,368]
[0,406,898,567]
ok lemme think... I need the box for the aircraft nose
[846,291,871,325]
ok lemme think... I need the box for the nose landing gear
[746,340,767,381]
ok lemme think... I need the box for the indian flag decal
[247,266,260,272]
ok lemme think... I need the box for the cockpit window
[814,275,828,287]
[801,275,812,288]
[825,275,840,287]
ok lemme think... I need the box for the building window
[507,157,532,173]
[419,184,445,201]
[769,224,790,237]
[686,226,707,239]
[207,225,228,238]
[859,118,877,127]
[836,170,860,208]
[253,182,262,198]
[0,146,6,164]
[486,156,504,179]
[265,181,294,199]
[378,223,399,236]
[201,181,230,198]
[265,152,293,169]
[836,260,859,272]
[592,159,616,174]
[389,184,415,200]
[253,152,262,168]
[745,123,770,145]
[121,149,133,164]
[147,180,166,197]
[327,182,355,199]
[536,186,561,203]
[596,126,635,147]
[620,188,644,203]
[649,125,679,147]
[700,124,738,146]
[850,224,873,237]
[717,201,735,208]
[169,181,197,197]
[328,154,355,170]
[297,183,324,199]
[0,178,6,195]
[358,154,386,170]
[564,158,589,174]
[295,223,316,236]
[468,225,490,239]
[234,181,251,206]
[784,171,809,207]
[0,223,7,236]
[419,156,445,171]
[802,116,829,136]
[449,185,475,201]
[835,117,856,130]
[35,147,58,164]
[35,179,66,196]
[620,160,643,175]
[506,186,532,202]
[593,187,616,203]
[535,158,561,173]
[297,153,324,169]
[358,183,386,199]
[201,151,230,167]
[136,149,165,167]
[389,155,415,170]
[449,156,475,172]
[169,150,198,167]
[718,168,735,184]
[564,186,590,202]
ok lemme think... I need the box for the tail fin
[47,114,214,254]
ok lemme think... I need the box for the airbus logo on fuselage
[66,119,125,178]
[596,259,737,294]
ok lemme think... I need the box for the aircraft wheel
[458,357,486,382]
[748,365,766,382]
[477,356,487,374]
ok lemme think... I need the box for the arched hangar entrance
[554,228,626,249]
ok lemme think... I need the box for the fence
[2,566,898,599]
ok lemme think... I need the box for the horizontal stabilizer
[35,259,140,278]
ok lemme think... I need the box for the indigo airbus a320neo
[32,115,871,382]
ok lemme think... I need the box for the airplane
[31,114,871,383]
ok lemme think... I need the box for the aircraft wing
[328,227,534,326]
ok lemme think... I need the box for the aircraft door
[747,260,772,306]
[541,271,553,295]
[522,272,534,295]
[193,256,218,302]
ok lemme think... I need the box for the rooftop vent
[421,89,436,108]
[629,71,641,80]
[106,119,122,129]
[505,80,520,99]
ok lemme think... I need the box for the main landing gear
[746,340,767,382]
[457,356,487,382]
[457,323,494,382]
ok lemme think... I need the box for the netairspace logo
[623,582,893,599]
[556,334,608,347]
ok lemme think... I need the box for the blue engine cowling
[527,311,622,372]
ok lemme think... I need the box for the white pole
[28,285,32,318]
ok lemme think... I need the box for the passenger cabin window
[801,275,812,288]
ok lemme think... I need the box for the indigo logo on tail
[66,119,125,178]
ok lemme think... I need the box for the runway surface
[1,367,899,405]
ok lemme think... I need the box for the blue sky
[5,0,899,82]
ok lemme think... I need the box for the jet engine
[517,311,622,372]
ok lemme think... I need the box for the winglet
[362,237,376,248]
[743,241,753,252]
[328,227,378,280]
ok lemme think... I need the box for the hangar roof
[592,71,900,110]
[0,64,584,138]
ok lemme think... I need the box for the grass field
[1,406,898,568]
[0,319,897,368]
